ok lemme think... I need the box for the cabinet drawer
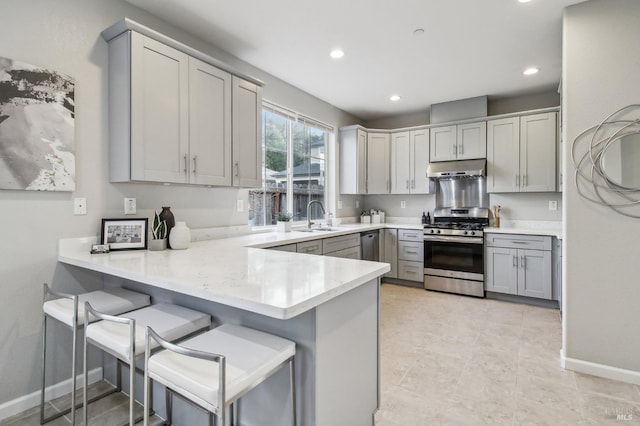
[398,229,423,242]
[322,233,360,254]
[324,245,361,260]
[269,243,297,253]
[485,233,551,251]
[398,241,423,262]
[398,260,423,282]
[297,240,323,255]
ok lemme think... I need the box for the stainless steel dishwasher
[360,230,380,261]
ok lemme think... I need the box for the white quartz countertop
[484,221,563,239]
[58,225,402,320]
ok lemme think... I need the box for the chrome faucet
[306,200,326,229]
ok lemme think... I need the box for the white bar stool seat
[84,303,211,426]
[144,324,296,426]
[40,284,150,425]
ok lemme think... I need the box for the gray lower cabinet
[268,243,297,252]
[381,229,398,278]
[323,234,361,259]
[297,239,323,255]
[397,229,424,282]
[485,233,552,300]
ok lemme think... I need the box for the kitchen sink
[296,227,339,232]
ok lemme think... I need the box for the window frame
[251,101,334,228]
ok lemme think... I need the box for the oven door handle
[423,236,484,244]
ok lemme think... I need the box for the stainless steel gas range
[424,159,490,297]
[423,207,489,297]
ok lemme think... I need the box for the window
[249,103,332,227]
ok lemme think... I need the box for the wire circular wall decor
[571,104,640,217]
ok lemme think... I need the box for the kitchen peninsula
[58,231,390,425]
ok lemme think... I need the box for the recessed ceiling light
[523,67,539,76]
[518,0,533,3]
[390,95,401,102]
[330,49,344,59]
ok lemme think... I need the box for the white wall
[0,0,359,409]
[563,0,640,382]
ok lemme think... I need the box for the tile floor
[2,283,639,425]
[376,283,640,425]
[0,380,163,426]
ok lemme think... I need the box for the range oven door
[423,236,485,297]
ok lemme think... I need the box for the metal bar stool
[83,302,211,426]
[41,284,150,425]
[143,324,296,426]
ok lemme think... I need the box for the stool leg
[129,321,135,426]
[82,324,88,426]
[70,318,78,425]
[40,314,48,424]
[290,356,296,426]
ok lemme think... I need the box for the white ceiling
[125,0,584,120]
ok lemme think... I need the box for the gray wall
[0,0,359,409]
[361,90,560,129]
[563,0,640,377]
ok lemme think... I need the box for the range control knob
[470,231,476,236]
[437,229,441,234]
[463,231,468,236]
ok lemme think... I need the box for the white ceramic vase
[169,221,191,249]
[277,221,292,232]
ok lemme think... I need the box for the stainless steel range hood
[427,159,486,178]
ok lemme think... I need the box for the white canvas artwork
[0,56,75,191]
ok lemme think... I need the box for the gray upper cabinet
[339,127,368,194]
[391,130,431,194]
[487,112,557,193]
[106,30,261,187]
[429,122,486,162]
[189,58,232,186]
[366,132,391,194]
[232,77,262,187]
[339,127,390,194]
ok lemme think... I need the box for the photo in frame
[101,218,148,251]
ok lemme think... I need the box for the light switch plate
[355,200,360,208]
[124,198,136,214]
[236,199,244,212]
[549,200,558,211]
[74,197,87,215]
[401,200,406,209]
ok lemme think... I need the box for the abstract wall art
[0,56,75,191]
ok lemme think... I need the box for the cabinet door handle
[523,174,527,187]
[411,179,415,189]
[513,255,517,267]
[234,161,239,178]
[183,155,188,173]
[515,175,519,187]
[452,144,457,157]
[406,180,409,190]
[192,156,197,174]
[458,143,463,155]
[520,256,525,268]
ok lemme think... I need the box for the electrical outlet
[124,198,136,214]
[338,200,343,209]
[74,197,87,215]
[355,200,360,208]
[401,200,406,209]
[236,199,244,212]
[549,200,558,211]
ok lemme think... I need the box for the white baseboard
[0,367,103,422]
[562,353,640,385]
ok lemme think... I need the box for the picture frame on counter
[101,218,148,251]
